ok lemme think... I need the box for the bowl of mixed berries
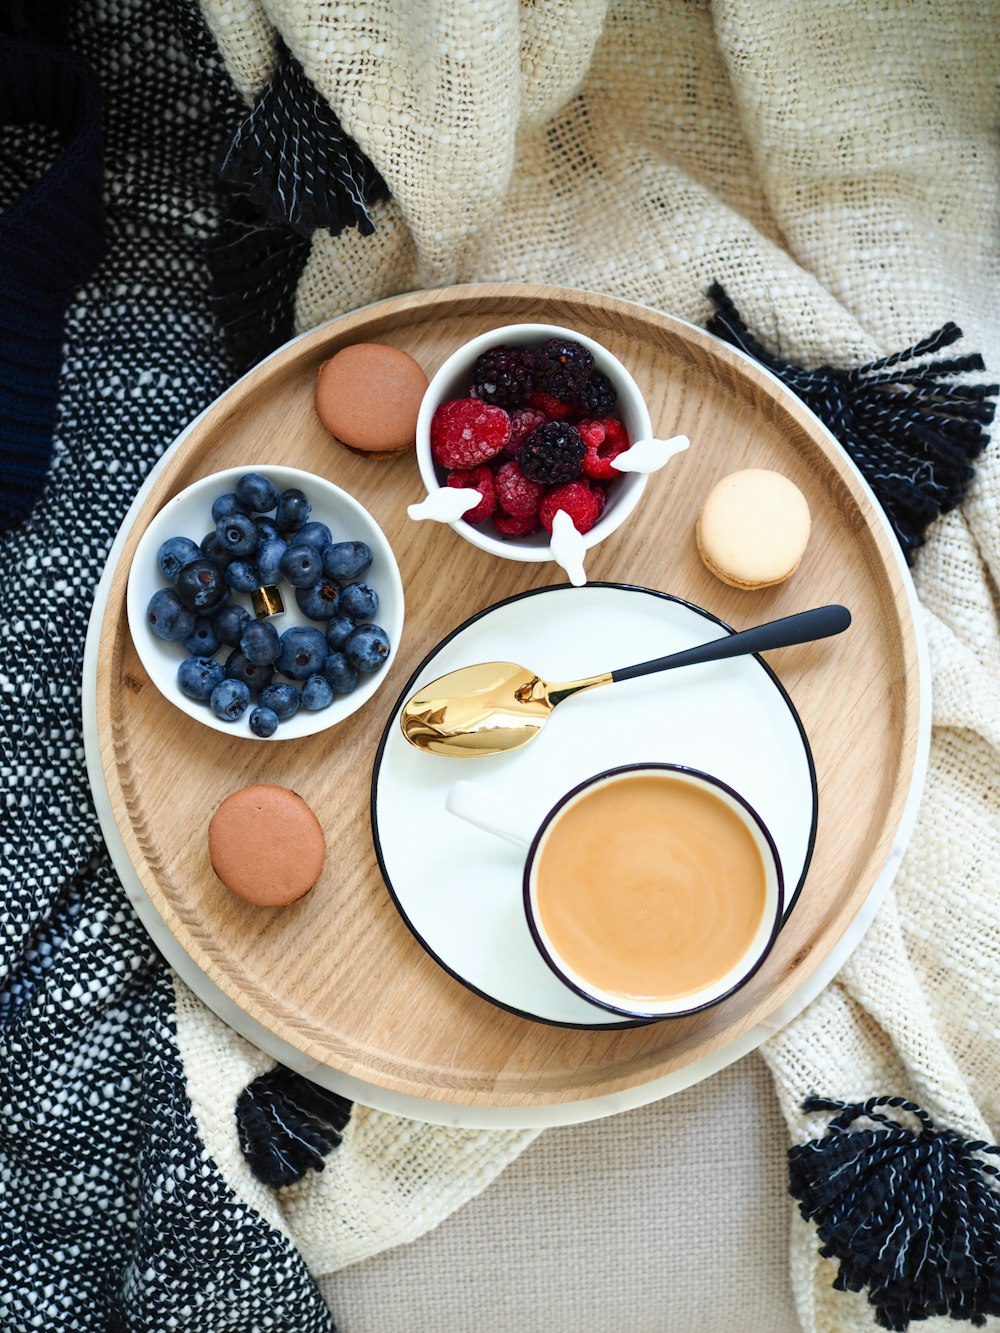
[413,323,656,565]
[126,465,404,740]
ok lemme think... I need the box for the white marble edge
[81,291,932,1129]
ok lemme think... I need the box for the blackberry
[577,369,617,416]
[534,338,594,401]
[518,422,586,484]
[469,346,535,407]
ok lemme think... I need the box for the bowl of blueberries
[126,465,404,740]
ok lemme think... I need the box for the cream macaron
[696,469,811,590]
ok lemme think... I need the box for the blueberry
[226,560,259,593]
[323,541,372,582]
[255,516,281,543]
[249,706,279,738]
[200,531,233,564]
[183,616,220,656]
[214,603,250,648]
[255,538,286,586]
[345,623,390,672]
[236,472,279,513]
[289,521,332,552]
[146,588,196,641]
[325,614,355,651]
[210,678,251,722]
[241,619,281,666]
[276,487,311,533]
[322,651,358,694]
[157,535,202,583]
[211,492,247,523]
[339,582,379,622]
[175,557,227,612]
[224,649,274,694]
[279,544,323,588]
[277,625,328,680]
[216,511,260,558]
[259,682,300,721]
[301,674,334,710]
[177,655,225,701]
[295,579,342,620]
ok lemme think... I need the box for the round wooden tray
[95,284,921,1109]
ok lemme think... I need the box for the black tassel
[219,41,389,238]
[236,1066,353,1188]
[706,284,997,560]
[789,1095,1000,1330]
[205,193,311,371]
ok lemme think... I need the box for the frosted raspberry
[446,465,497,525]
[506,407,547,457]
[495,460,545,518]
[539,480,605,535]
[579,417,629,479]
[494,510,541,538]
[431,398,511,469]
[528,389,574,421]
[577,419,606,451]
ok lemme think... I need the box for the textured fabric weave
[0,0,334,1326]
[193,4,999,1330]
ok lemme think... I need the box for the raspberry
[576,369,618,417]
[577,419,606,451]
[431,398,511,469]
[528,389,574,421]
[539,480,605,535]
[470,346,535,408]
[494,510,541,538]
[519,422,586,485]
[495,460,545,518]
[506,407,547,456]
[579,417,630,479]
[446,465,497,525]
[534,338,595,401]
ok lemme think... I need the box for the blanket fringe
[236,1066,353,1188]
[790,1096,1000,1330]
[706,284,997,559]
[219,41,388,238]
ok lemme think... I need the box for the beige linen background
[183,2,1000,1329]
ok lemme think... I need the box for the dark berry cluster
[146,472,391,736]
[469,347,535,407]
[519,422,587,485]
[430,336,632,540]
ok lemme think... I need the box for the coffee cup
[446,763,784,1021]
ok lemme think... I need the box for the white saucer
[372,584,817,1029]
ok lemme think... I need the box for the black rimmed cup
[447,762,784,1021]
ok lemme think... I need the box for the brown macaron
[315,342,428,458]
[209,784,325,907]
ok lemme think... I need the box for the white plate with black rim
[371,583,817,1029]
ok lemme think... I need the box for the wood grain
[95,284,921,1107]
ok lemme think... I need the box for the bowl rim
[523,762,785,1020]
[414,322,653,562]
[125,463,405,741]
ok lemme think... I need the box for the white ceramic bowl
[126,465,404,740]
[414,323,653,563]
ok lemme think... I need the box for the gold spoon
[400,604,851,757]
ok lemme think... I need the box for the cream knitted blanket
[186,3,1000,1328]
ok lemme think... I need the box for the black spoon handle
[610,605,852,684]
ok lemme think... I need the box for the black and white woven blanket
[0,0,333,1327]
